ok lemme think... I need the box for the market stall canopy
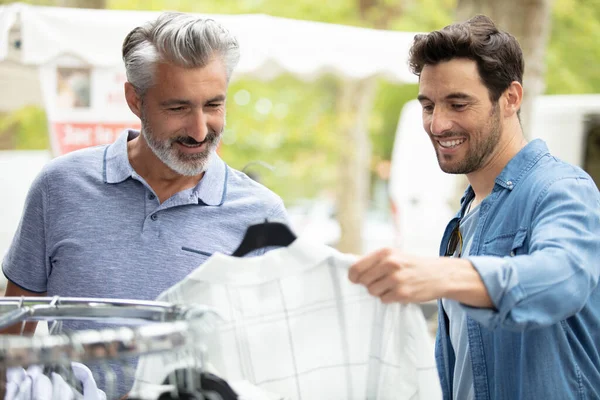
[0,3,419,111]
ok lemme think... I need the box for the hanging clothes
[132,238,440,399]
[5,363,106,400]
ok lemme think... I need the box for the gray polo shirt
[3,129,287,302]
[3,130,288,396]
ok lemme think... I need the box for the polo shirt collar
[103,129,228,207]
[103,129,137,184]
[192,152,228,206]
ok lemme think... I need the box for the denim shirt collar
[103,129,228,206]
[458,139,550,211]
[494,139,550,190]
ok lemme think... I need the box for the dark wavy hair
[408,15,524,103]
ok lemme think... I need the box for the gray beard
[140,119,221,176]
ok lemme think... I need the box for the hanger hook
[49,295,60,307]
[48,295,62,335]
[18,296,26,336]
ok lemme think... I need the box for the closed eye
[168,106,186,112]
[422,104,434,113]
[452,104,467,110]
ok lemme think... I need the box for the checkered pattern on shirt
[133,252,439,400]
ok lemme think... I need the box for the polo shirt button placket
[148,193,156,200]
[151,213,158,221]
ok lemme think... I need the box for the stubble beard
[437,103,502,175]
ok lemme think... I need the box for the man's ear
[124,82,142,118]
[502,81,523,118]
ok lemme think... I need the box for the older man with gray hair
[2,12,287,397]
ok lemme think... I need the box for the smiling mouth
[177,141,204,148]
[175,137,207,149]
[438,138,465,149]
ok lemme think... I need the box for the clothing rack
[0,296,221,368]
[0,296,232,400]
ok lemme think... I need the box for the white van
[388,94,600,256]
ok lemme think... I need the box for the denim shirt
[436,139,600,400]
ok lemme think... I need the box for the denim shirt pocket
[482,228,528,257]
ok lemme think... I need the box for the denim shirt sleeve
[462,176,600,331]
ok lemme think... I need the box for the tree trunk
[333,0,403,255]
[456,0,553,139]
[335,78,377,254]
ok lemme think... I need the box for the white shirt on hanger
[5,363,106,400]
[132,238,441,400]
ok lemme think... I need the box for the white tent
[0,2,419,112]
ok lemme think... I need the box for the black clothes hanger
[231,220,297,257]
[156,370,239,400]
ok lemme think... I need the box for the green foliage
[0,106,48,150]
[370,81,419,163]
[220,75,340,202]
[545,0,600,94]
[108,0,360,25]
[0,0,52,4]
[3,0,600,203]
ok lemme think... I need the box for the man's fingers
[381,290,401,304]
[348,248,393,283]
[366,273,397,297]
[357,261,397,287]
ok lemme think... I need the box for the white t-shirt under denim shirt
[132,238,441,400]
[442,202,480,400]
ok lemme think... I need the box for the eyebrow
[159,95,226,108]
[445,92,474,101]
[160,99,193,107]
[417,92,475,103]
[207,95,226,103]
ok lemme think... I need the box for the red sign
[51,122,141,155]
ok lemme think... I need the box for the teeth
[179,142,203,148]
[439,139,465,148]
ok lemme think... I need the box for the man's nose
[429,108,453,136]
[188,110,208,141]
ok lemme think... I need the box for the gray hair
[122,12,240,95]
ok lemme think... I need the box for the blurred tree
[335,0,406,253]
[334,77,377,253]
[545,0,600,95]
[55,0,105,7]
[0,0,105,7]
[221,75,341,201]
[333,0,455,253]
[456,0,554,139]
[0,106,49,149]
